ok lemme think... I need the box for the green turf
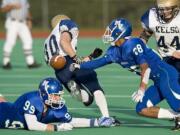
[0,38,177,135]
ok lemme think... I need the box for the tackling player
[71,18,180,130]
[140,0,180,76]
[43,15,119,125]
[0,77,116,131]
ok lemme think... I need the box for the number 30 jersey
[141,8,180,57]
[0,91,72,129]
[44,19,79,65]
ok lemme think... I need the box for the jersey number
[23,101,35,114]
[158,36,180,48]
[133,44,143,55]
[44,34,59,63]
[5,119,24,129]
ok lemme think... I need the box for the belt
[11,18,25,22]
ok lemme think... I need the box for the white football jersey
[141,8,180,57]
[44,19,79,64]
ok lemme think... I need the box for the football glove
[55,123,73,131]
[98,117,115,127]
[69,63,80,72]
[89,48,103,60]
[71,55,83,64]
[131,89,144,103]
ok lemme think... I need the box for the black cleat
[172,117,180,131]
[2,62,12,70]
[112,116,121,126]
[27,62,41,69]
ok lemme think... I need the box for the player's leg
[3,19,18,69]
[159,63,180,112]
[136,85,177,119]
[74,69,109,117]
[55,56,93,105]
[163,57,180,83]
[18,23,40,68]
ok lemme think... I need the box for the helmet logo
[42,80,50,91]
[115,21,124,31]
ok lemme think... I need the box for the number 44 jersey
[0,91,72,129]
[141,8,180,57]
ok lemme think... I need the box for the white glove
[56,123,73,131]
[166,46,176,56]
[131,89,145,103]
[69,63,80,72]
[158,47,176,57]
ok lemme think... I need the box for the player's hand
[131,89,144,103]
[172,50,180,59]
[166,46,176,56]
[69,63,80,72]
[56,123,73,131]
[89,48,103,60]
[72,55,83,64]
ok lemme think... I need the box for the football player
[140,0,180,76]
[0,77,116,131]
[71,18,180,130]
[43,15,117,124]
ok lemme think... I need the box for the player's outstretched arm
[24,114,73,131]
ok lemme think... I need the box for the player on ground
[71,18,180,130]
[0,77,116,131]
[43,15,119,124]
[140,0,180,76]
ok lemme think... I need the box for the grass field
[0,38,178,135]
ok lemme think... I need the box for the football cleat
[2,62,12,70]
[111,116,121,126]
[27,62,41,69]
[172,117,180,131]
[98,117,115,127]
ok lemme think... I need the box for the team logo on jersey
[155,26,179,33]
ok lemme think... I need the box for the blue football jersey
[0,91,72,129]
[80,37,177,80]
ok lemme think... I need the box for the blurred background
[0,0,154,35]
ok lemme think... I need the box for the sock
[94,90,109,117]
[81,89,89,102]
[158,108,177,119]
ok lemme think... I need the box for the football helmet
[156,0,180,23]
[102,18,132,45]
[51,14,70,28]
[39,77,65,109]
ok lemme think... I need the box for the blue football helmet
[39,77,65,109]
[102,18,132,45]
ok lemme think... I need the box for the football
[50,55,66,70]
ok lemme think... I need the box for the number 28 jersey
[141,8,180,57]
[0,91,72,129]
[44,19,79,65]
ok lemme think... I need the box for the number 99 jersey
[44,19,79,65]
[141,8,180,57]
[0,91,72,129]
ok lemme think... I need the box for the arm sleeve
[24,114,47,131]
[69,118,98,128]
[80,56,112,70]
[141,9,153,33]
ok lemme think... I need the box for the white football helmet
[51,14,70,28]
[156,0,180,23]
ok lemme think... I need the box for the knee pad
[67,80,94,106]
